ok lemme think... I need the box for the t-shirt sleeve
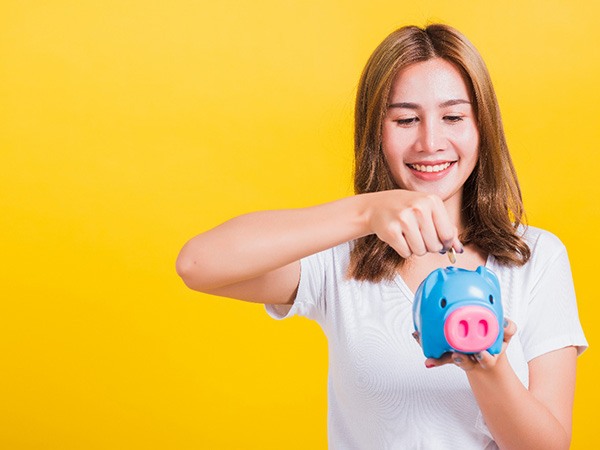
[519,238,588,362]
[264,247,328,324]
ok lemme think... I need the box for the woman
[177,24,587,449]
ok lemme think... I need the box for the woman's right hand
[364,190,463,258]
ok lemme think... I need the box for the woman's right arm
[175,190,460,304]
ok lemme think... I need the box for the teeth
[408,162,452,173]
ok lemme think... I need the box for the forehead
[388,58,471,103]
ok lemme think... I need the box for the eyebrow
[387,99,471,109]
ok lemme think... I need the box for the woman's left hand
[423,318,517,371]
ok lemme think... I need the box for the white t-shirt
[266,226,588,449]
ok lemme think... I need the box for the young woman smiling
[177,24,587,449]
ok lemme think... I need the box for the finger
[503,318,517,342]
[429,197,462,251]
[450,234,464,254]
[472,351,495,370]
[398,211,427,256]
[411,331,421,346]
[425,352,453,368]
[390,233,412,259]
[451,352,479,371]
[380,223,412,258]
[468,354,479,364]
[416,208,445,253]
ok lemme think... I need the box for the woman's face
[381,58,479,208]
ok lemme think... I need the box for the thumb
[451,232,464,254]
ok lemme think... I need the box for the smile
[407,162,454,173]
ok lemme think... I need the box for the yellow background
[1,1,598,448]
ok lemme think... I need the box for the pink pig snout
[444,306,499,353]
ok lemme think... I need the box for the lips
[406,161,455,173]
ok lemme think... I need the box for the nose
[444,306,499,353]
[418,119,445,153]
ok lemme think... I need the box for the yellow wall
[2,1,598,448]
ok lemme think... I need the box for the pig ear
[476,266,499,286]
[423,268,447,298]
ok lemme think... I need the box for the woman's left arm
[427,321,577,450]
[470,348,576,449]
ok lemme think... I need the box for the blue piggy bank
[413,266,504,359]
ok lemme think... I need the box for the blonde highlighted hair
[350,24,530,281]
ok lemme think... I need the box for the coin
[448,247,457,264]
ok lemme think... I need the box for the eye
[440,298,447,308]
[395,117,418,126]
[489,295,494,304]
[444,115,463,123]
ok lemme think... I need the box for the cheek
[381,125,392,154]
[470,128,480,151]
[380,131,395,164]
[458,126,480,159]
[381,143,406,175]
[463,138,480,176]
[381,126,410,163]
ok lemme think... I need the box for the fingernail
[475,353,484,361]
[425,363,435,369]
[411,332,419,341]
[458,246,465,254]
[453,357,463,364]
[503,319,508,328]
[439,249,447,255]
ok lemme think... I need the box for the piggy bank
[413,266,503,359]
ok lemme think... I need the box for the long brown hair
[349,24,530,282]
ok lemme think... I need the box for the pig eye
[440,298,447,308]
[489,295,494,304]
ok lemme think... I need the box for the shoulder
[490,225,568,284]
[489,226,571,297]
[299,241,354,289]
[519,225,567,261]
[309,240,353,267]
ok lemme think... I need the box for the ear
[423,268,447,298]
[476,266,500,287]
